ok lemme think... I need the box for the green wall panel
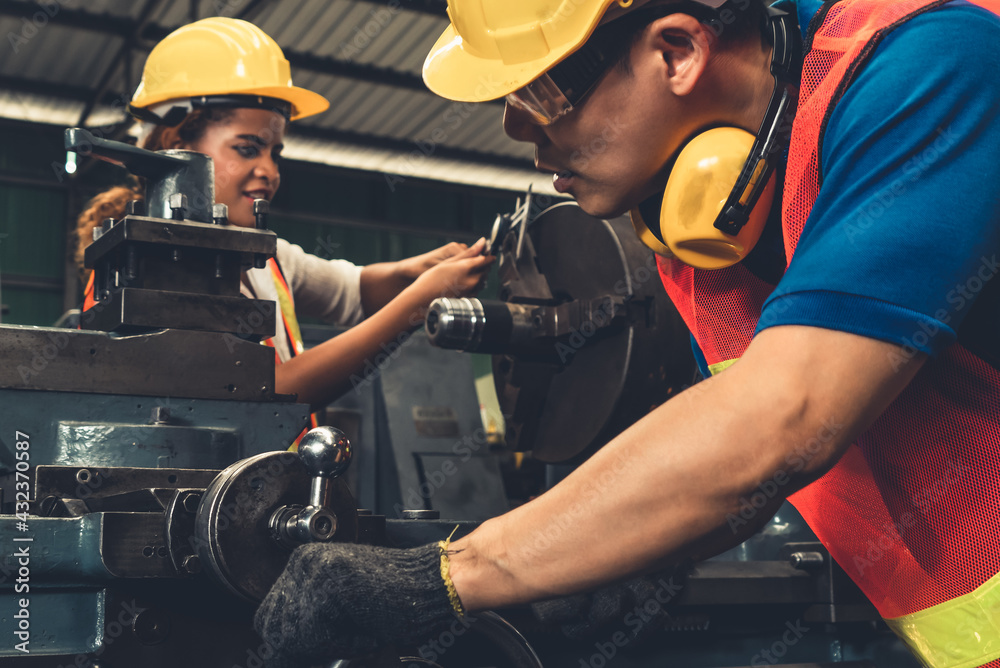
[0,184,67,278]
[268,216,443,266]
[1,287,63,326]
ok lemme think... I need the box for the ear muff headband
[631,5,800,270]
[714,6,797,237]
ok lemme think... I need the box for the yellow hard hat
[423,0,622,102]
[422,0,729,102]
[130,17,328,121]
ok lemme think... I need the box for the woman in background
[76,17,492,410]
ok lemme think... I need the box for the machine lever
[65,128,188,178]
[269,426,353,547]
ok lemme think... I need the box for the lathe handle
[65,127,188,179]
[281,427,353,543]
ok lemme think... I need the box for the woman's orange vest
[657,2,1000,666]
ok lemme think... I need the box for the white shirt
[241,238,365,362]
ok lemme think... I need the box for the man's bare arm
[449,324,927,610]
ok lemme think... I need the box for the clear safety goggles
[506,73,591,126]
[504,2,726,125]
[504,45,611,126]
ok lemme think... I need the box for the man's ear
[644,13,715,97]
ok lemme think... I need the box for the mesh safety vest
[657,2,1000,666]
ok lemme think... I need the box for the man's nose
[503,101,549,145]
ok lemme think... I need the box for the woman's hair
[74,107,235,278]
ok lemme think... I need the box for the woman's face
[186,108,287,228]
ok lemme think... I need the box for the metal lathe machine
[0,130,917,667]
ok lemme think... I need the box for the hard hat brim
[422,23,598,103]
[133,84,329,122]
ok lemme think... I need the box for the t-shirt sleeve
[755,2,1000,356]
[275,238,366,327]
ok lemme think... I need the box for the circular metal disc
[195,451,359,602]
[495,203,695,463]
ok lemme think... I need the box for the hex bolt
[181,554,202,575]
[253,198,269,230]
[169,193,188,220]
[181,491,201,514]
[151,406,170,425]
[126,199,144,216]
[212,202,228,225]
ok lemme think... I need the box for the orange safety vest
[265,257,320,449]
[83,258,318,447]
[657,2,1000,666]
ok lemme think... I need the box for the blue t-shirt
[753,0,1000,357]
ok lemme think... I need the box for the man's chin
[574,194,630,220]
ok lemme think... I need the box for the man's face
[504,39,699,219]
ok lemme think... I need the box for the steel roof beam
[77,0,166,127]
[0,1,497,103]
[288,124,530,169]
[0,1,134,36]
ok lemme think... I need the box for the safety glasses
[504,34,614,126]
[505,2,723,125]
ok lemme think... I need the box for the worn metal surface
[0,589,106,656]
[82,288,276,337]
[84,216,276,265]
[103,511,177,577]
[0,515,111,581]
[35,465,218,502]
[0,390,309,474]
[0,327,299,402]
[53,421,238,469]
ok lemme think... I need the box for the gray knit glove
[254,541,465,667]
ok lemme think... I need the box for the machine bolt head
[181,554,202,575]
[212,203,228,224]
[181,491,202,514]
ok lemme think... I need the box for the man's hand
[254,542,465,666]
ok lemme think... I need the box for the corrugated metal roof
[0,0,556,195]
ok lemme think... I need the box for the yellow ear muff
[630,127,777,270]
[662,127,776,270]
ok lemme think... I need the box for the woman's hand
[360,241,480,315]
[277,239,494,408]
[396,241,470,281]
[411,238,492,297]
